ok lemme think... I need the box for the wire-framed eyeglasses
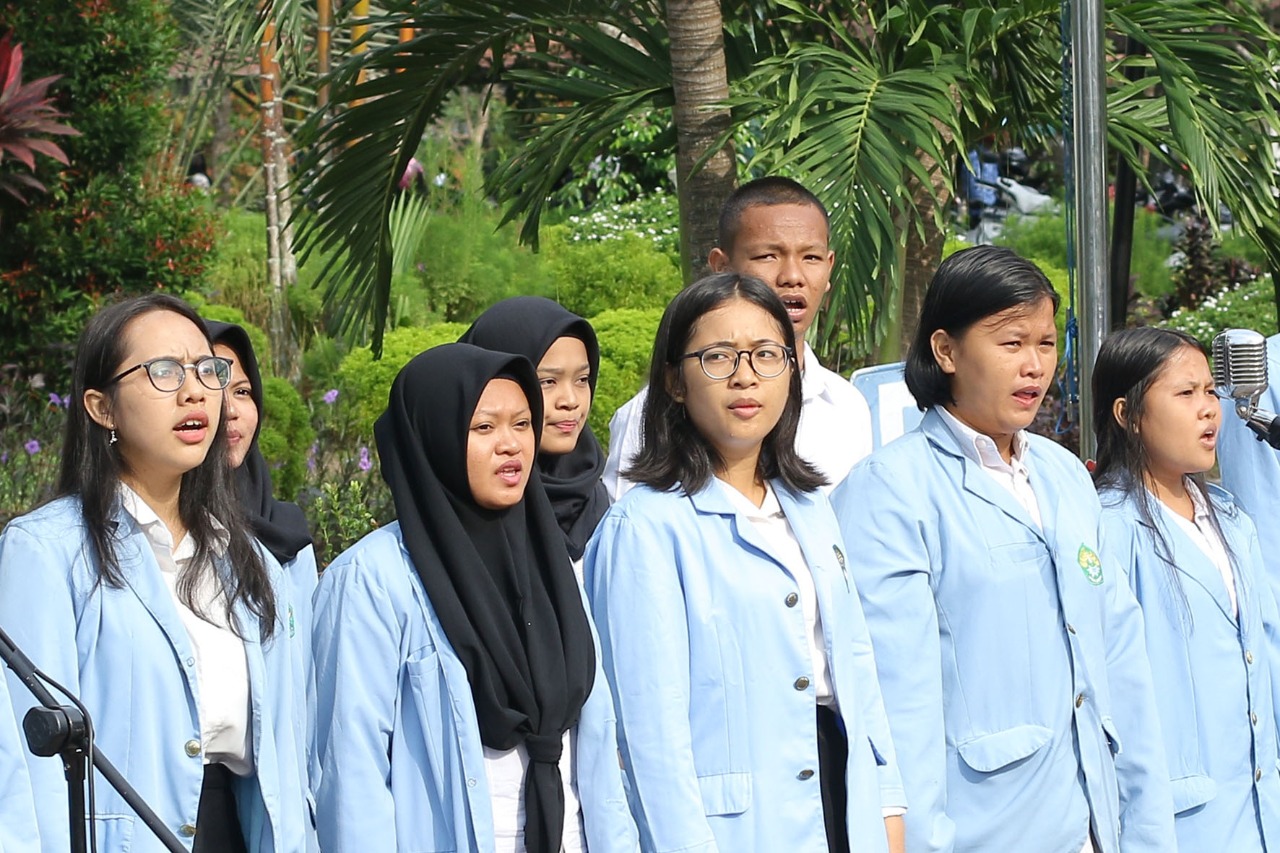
[679,343,794,380]
[108,356,233,393]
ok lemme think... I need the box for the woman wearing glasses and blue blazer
[584,274,905,853]
[0,294,309,853]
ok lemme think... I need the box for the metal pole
[1072,0,1109,459]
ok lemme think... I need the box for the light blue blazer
[0,496,310,853]
[277,544,319,852]
[583,479,904,853]
[1099,484,1280,852]
[830,409,1175,853]
[0,672,38,852]
[1217,332,1280,587]
[310,521,638,853]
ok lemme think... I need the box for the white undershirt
[119,485,254,774]
[1157,480,1236,618]
[937,406,1043,529]
[482,728,585,852]
[718,479,834,706]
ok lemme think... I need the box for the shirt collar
[935,405,1030,475]
[799,342,824,404]
[716,478,783,520]
[117,483,225,563]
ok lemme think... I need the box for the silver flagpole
[1071,0,1109,459]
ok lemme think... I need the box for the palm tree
[296,0,1280,359]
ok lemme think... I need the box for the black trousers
[192,764,248,853]
[817,705,851,853]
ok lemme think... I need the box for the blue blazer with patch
[830,408,1175,853]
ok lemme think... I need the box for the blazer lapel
[922,410,1047,545]
[112,510,201,697]
[687,481,794,579]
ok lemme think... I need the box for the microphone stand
[0,625,185,853]
[1234,401,1280,450]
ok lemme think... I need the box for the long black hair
[626,272,825,494]
[905,246,1060,410]
[1092,326,1236,620]
[60,293,276,639]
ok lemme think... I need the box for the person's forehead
[733,203,829,247]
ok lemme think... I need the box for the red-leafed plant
[0,30,77,203]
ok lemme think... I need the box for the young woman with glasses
[0,294,309,852]
[584,273,905,853]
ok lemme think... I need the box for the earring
[109,428,117,445]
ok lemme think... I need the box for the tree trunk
[666,0,736,282]
[259,9,298,377]
[317,0,332,109]
[887,115,955,361]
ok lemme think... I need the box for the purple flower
[358,445,372,472]
[307,442,318,473]
[24,439,40,455]
[1,452,7,464]
[48,392,64,408]
[322,389,339,405]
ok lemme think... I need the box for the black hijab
[375,343,596,853]
[459,297,610,560]
[204,320,313,565]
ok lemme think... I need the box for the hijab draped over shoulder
[374,343,596,853]
[459,297,610,560]
[204,320,312,565]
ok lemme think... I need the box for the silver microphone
[1212,328,1280,448]
[1212,327,1268,406]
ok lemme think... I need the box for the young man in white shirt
[603,177,874,497]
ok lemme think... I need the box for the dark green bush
[1,0,175,182]
[541,225,682,320]
[336,323,471,435]
[590,307,664,448]
[0,176,219,384]
[258,376,314,503]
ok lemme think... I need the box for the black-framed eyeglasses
[679,343,794,380]
[108,357,232,393]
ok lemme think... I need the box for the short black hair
[717,177,830,252]
[626,273,826,494]
[905,246,1060,410]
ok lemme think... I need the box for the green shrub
[590,307,664,448]
[410,192,554,323]
[336,323,471,435]
[1167,275,1277,346]
[0,176,219,385]
[540,225,682,320]
[995,206,1174,300]
[258,376,314,502]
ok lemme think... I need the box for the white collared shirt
[603,343,874,499]
[118,485,253,774]
[1157,480,1236,617]
[936,406,1043,530]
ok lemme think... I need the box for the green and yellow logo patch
[1078,544,1103,585]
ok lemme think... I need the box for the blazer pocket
[698,771,751,816]
[1170,774,1217,814]
[956,724,1053,773]
[404,651,449,788]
